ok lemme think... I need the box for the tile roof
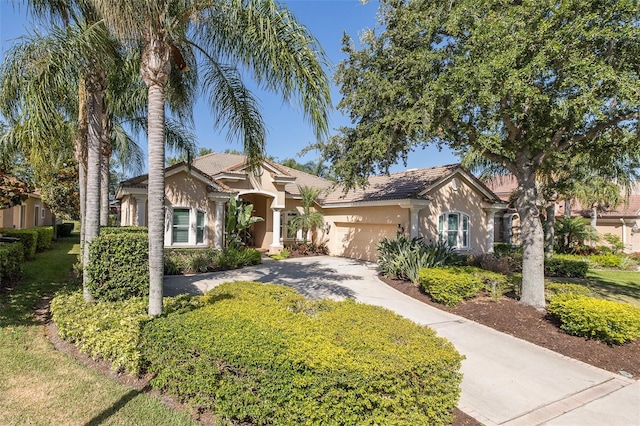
[322,164,461,204]
[483,174,519,202]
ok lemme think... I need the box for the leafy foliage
[142,281,463,424]
[1,229,38,259]
[544,257,589,278]
[377,234,455,284]
[418,267,485,306]
[163,247,261,274]
[548,294,640,344]
[0,242,23,284]
[225,197,263,249]
[32,226,54,251]
[545,283,593,301]
[86,232,149,301]
[37,160,80,220]
[56,222,75,237]
[0,170,32,209]
[288,186,324,244]
[554,216,598,254]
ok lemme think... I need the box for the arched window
[438,212,470,249]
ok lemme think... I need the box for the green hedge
[164,248,261,275]
[544,258,589,278]
[0,242,24,284]
[56,222,75,237]
[50,291,203,374]
[418,267,484,306]
[1,229,38,259]
[87,232,149,301]
[32,226,54,251]
[548,294,640,344]
[143,281,463,425]
[545,282,592,301]
[100,226,148,235]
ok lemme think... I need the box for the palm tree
[574,176,622,245]
[91,0,331,315]
[289,186,324,245]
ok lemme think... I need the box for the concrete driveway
[164,256,639,426]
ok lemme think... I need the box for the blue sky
[0,0,458,174]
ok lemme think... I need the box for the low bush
[0,242,24,284]
[56,222,75,237]
[87,232,149,301]
[468,253,521,275]
[32,226,54,251]
[100,226,148,235]
[377,235,456,284]
[545,257,589,278]
[1,229,38,259]
[215,247,262,269]
[164,248,219,275]
[51,291,150,373]
[588,254,624,269]
[545,282,592,301]
[50,292,204,375]
[269,247,290,260]
[143,281,463,425]
[548,294,640,344]
[418,267,484,306]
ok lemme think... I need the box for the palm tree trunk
[515,164,546,309]
[76,80,88,254]
[147,83,166,316]
[142,34,171,316]
[100,113,112,227]
[82,76,104,302]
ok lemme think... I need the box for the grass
[549,269,640,307]
[0,234,196,426]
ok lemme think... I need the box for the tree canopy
[319,0,640,307]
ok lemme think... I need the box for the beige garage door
[334,223,398,262]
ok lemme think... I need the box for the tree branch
[558,112,639,152]
[500,94,518,142]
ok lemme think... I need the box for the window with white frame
[281,210,301,241]
[171,207,207,245]
[438,212,469,249]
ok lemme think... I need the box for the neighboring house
[117,153,507,261]
[0,193,54,230]
[486,175,640,253]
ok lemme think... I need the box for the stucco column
[214,200,225,249]
[135,197,146,226]
[270,207,283,252]
[409,207,422,239]
[486,209,497,253]
[504,213,514,245]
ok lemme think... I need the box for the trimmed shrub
[545,282,592,301]
[418,267,484,306]
[545,257,589,278]
[1,229,38,259]
[0,242,24,284]
[87,232,149,301]
[56,222,75,237]
[32,226,54,251]
[51,291,150,374]
[143,281,463,425]
[588,254,624,269]
[548,294,640,344]
[100,226,148,235]
[215,247,262,270]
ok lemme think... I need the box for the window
[196,210,205,244]
[172,207,207,245]
[438,212,469,249]
[172,209,190,244]
[281,211,300,241]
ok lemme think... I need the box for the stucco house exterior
[0,193,54,230]
[117,152,507,261]
[486,175,640,253]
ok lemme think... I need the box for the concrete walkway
[164,256,640,425]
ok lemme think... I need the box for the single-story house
[486,175,640,253]
[117,152,507,261]
[0,193,54,230]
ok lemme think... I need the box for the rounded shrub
[56,222,75,237]
[32,226,54,251]
[142,281,463,425]
[544,257,589,278]
[87,232,149,301]
[0,242,24,284]
[548,294,640,344]
[418,267,484,306]
[1,229,38,259]
[545,282,592,301]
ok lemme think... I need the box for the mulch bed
[380,276,640,379]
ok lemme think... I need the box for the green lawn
[0,234,197,426]
[550,269,640,307]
